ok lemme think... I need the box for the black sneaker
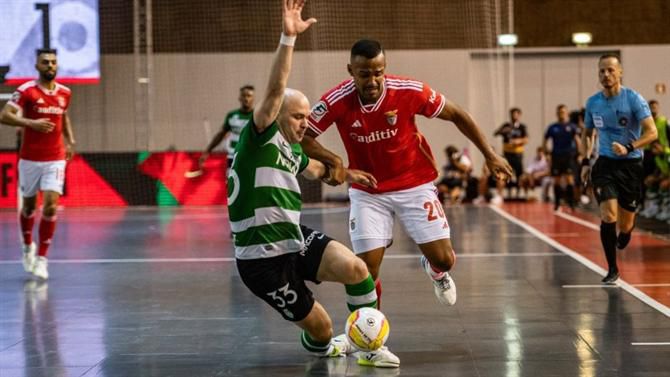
[601,270,619,285]
[616,231,632,250]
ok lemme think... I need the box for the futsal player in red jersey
[301,39,513,306]
[0,49,76,280]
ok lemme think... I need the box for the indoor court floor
[0,203,669,377]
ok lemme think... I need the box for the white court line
[554,211,600,231]
[385,252,562,259]
[631,342,670,346]
[0,252,564,265]
[0,258,236,264]
[562,284,620,289]
[302,206,350,215]
[489,205,670,318]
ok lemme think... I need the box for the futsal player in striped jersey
[228,0,398,367]
[302,39,513,308]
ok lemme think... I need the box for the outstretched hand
[346,169,378,189]
[282,0,317,36]
[486,154,514,182]
[322,162,346,186]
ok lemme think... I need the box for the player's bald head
[277,88,310,143]
[280,88,309,113]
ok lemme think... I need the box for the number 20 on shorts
[423,200,445,221]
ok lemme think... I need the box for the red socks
[38,215,57,257]
[20,211,35,245]
[375,278,382,309]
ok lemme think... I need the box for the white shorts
[348,182,451,254]
[19,159,66,197]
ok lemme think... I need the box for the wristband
[581,157,590,167]
[625,143,635,154]
[280,33,296,46]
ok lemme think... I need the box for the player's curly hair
[351,39,383,60]
[36,48,57,56]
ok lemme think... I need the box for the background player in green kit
[199,85,255,172]
[228,0,399,367]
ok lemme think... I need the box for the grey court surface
[0,206,668,377]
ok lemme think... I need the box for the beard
[40,70,56,81]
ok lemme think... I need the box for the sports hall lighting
[572,32,592,46]
[497,33,518,46]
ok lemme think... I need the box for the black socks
[600,221,618,273]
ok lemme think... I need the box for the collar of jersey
[35,80,59,96]
[357,77,387,113]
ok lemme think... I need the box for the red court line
[501,202,670,307]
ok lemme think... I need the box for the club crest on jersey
[618,117,628,127]
[57,96,66,107]
[311,101,328,122]
[385,109,398,126]
[429,89,437,103]
[350,218,356,231]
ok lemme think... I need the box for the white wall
[2,45,668,197]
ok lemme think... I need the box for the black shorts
[551,154,574,176]
[591,157,643,212]
[236,225,333,322]
[439,177,463,189]
[504,152,524,181]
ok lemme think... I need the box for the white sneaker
[473,196,486,205]
[32,256,49,280]
[331,334,355,355]
[657,207,670,221]
[640,201,659,218]
[491,194,503,206]
[317,334,354,357]
[421,256,457,305]
[22,242,36,272]
[357,346,400,368]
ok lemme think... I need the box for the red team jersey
[308,75,446,193]
[9,80,71,161]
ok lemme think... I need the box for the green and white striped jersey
[222,109,253,153]
[227,118,309,259]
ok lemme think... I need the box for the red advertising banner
[0,152,229,208]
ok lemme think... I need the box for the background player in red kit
[0,49,76,280]
[301,39,512,306]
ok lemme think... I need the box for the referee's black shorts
[591,156,643,212]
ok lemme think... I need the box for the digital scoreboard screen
[0,0,100,85]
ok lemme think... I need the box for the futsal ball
[345,307,390,352]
